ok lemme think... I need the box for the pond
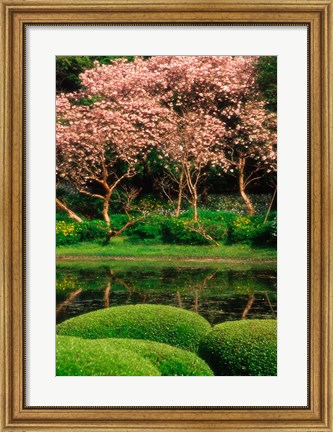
[56,260,277,326]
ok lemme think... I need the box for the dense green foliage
[228,213,277,245]
[56,211,277,247]
[159,210,276,246]
[198,319,277,376]
[56,220,108,246]
[57,304,211,352]
[256,56,277,112]
[56,335,161,376]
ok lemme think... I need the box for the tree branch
[109,170,135,194]
[188,224,220,247]
[244,176,262,188]
[78,189,105,200]
[56,198,83,223]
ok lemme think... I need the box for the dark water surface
[56,261,277,326]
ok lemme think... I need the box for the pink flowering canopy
[56,86,171,194]
[56,55,277,218]
[77,55,276,171]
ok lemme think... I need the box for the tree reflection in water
[56,263,277,325]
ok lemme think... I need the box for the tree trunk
[182,161,198,221]
[192,189,198,222]
[241,294,255,319]
[56,289,82,315]
[103,281,111,308]
[189,224,220,246]
[264,292,276,317]
[193,289,199,312]
[176,291,183,308]
[105,217,144,242]
[175,170,184,217]
[56,198,83,223]
[239,158,255,216]
[102,190,112,227]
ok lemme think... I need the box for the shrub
[161,218,208,245]
[56,210,277,247]
[198,319,277,376]
[128,215,165,239]
[227,213,277,246]
[108,338,213,376]
[191,210,237,244]
[56,220,108,246]
[56,336,161,376]
[228,215,259,244]
[57,336,213,376]
[57,304,211,353]
[108,214,129,231]
[251,216,277,246]
[56,221,77,245]
[160,211,238,245]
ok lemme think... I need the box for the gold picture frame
[1,0,332,430]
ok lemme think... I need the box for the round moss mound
[198,319,277,376]
[56,305,211,352]
[56,336,161,376]
[101,338,213,376]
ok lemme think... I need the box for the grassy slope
[57,237,277,260]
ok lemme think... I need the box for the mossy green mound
[56,336,161,376]
[56,304,211,352]
[102,338,213,376]
[199,319,277,376]
[57,336,213,376]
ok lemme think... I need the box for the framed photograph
[1,0,332,431]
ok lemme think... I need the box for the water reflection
[56,262,277,325]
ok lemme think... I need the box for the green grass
[56,259,277,272]
[57,237,277,261]
[57,336,213,376]
[57,304,211,353]
[199,319,277,376]
[56,336,161,376]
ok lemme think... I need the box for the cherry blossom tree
[137,55,276,217]
[57,55,277,227]
[56,86,170,227]
[220,99,277,215]
[154,111,228,221]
